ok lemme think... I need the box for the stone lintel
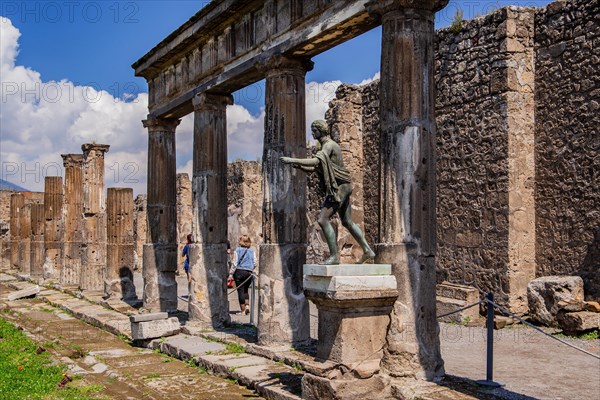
[130,312,168,323]
[304,264,391,277]
[365,0,449,16]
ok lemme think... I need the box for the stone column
[142,117,180,312]
[44,176,64,281]
[30,203,45,278]
[19,204,31,275]
[188,93,232,327]
[61,154,84,286]
[366,0,448,380]
[176,173,192,273]
[9,193,24,271]
[105,188,136,300]
[258,56,313,346]
[80,144,110,291]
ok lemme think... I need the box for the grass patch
[39,307,54,313]
[145,373,160,379]
[224,342,245,354]
[0,317,105,399]
[556,330,599,340]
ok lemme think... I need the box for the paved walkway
[2,273,599,400]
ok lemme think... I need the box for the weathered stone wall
[227,160,262,254]
[534,0,600,300]
[133,195,147,271]
[176,173,193,271]
[435,6,537,311]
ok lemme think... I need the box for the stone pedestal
[105,188,136,300]
[143,117,180,312]
[61,154,84,286]
[301,264,398,400]
[258,56,313,346]
[188,93,231,327]
[30,203,45,278]
[81,144,110,291]
[43,176,63,281]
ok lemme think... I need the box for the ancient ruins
[0,0,598,398]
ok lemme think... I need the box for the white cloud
[357,72,380,86]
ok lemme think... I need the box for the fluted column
[19,204,31,275]
[9,194,24,271]
[142,116,180,312]
[366,0,448,380]
[258,55,313,346]
[188,93,232,327]
[44,176,64,281]
[105,188,136,300]
[30,204,45,278]
[61,154,84,286]
[80,144,110,291]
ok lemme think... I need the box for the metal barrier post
[477,292,503,387]
[249,274,255,325]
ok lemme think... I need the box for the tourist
[181,234,193,281]
[228,235,257,314]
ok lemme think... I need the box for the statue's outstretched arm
[280,156,319,168]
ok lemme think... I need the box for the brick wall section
[534,0,600,299]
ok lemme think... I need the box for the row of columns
[7,145,137,301]
[141,0,446,378]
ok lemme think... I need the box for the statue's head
[311,120,329,140]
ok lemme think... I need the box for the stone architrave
[366,0,448,380]
[188,93,232,328]
[19,204,31,275]
[43,176,64,281]
[61,154,84,286]
[9,193,24,271]
[30,203,45,278]
[105,188,136,300]
[258,56,313,346]
[142,117,180,312]
[80,144,110,291]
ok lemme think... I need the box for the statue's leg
[318,203,339,265]
[338,187,375,263]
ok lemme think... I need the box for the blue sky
[0,0,552,193]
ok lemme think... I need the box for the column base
[258,243,309,346]
[188,243,230,328]
[143,243,178,312]
[375,243,444,380]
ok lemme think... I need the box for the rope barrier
[486,298,600,361]
[227,271,257,296]
[436,300,484,319]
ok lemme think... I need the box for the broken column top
[61,153,84,166]
[304,264,392,277]
[82,143,110,154]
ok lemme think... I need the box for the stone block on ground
[129,312,168,322]
[584,301,600,313]
[436,282,481,323]
[556,311,600,335]
[157,334,225,360]
[301,373,391,400]
[7,285,40,301]
[527,276,584,327]
[130,316,180,340]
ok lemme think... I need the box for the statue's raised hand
[280,156,294,165]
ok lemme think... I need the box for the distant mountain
[0,179,29,192]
